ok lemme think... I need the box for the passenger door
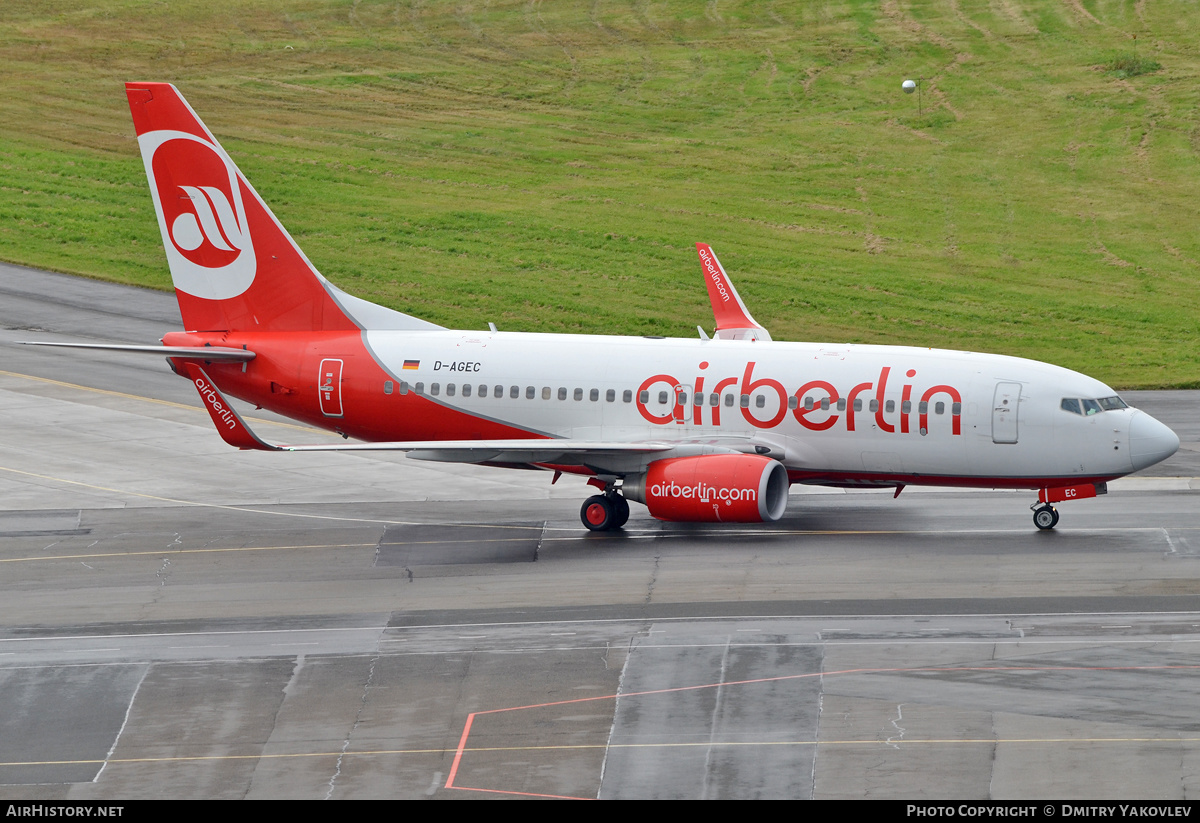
[992,382,1021,444]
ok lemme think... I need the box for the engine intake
[624,454,789,523]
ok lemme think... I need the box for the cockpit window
[1062,396,1127,416]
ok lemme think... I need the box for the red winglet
[695,243,771,341]
[185,363,277,451]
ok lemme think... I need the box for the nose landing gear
[1032,504,1060,531]
[581,492,630,531]
[1030,482,1106,531]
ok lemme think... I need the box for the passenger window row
[390,380,961,419]
[398,382,634,403]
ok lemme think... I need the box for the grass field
[1,0,1198,388]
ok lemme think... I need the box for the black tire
[1033,505,1057,530]
[610,495,630,529]
[581,495,615,531]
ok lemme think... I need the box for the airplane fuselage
[174,328,1158,489]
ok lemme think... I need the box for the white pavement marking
[94,665,148,782]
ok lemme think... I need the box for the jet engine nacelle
[623,454,789,523]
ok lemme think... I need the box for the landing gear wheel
[582,495,615,531]
[1033,505,1059,531]
[610,495,630,529]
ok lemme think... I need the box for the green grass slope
[1,0,1197,387]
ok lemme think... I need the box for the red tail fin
[127,82,361,333]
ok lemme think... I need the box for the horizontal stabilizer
[20,341,255,362]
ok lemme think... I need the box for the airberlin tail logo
[171,185,248,257]
[139,129,257,301]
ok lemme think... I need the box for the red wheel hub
[586,503,608,526]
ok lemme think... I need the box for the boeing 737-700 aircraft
[25,83,1181,531]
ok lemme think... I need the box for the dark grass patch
[1102,52,1162,79]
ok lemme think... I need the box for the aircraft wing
[186,364,690,468]
[695,243,772,341]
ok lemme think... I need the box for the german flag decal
[402,360,420,370]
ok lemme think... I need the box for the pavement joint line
[0,627,387,644]
[7,634,1200,671]
[6,734,1200,772]
[388,612,1200,629]
[95,665,147,783]
[6,611,1200,645]
[8,525,1200,564]
[458,737,1200,750]
[7,639,1200,672]
[0,542,380,563]
[168,645,229,649]
[464,663,1200,717]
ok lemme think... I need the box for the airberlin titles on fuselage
[635,361,962,435]
[403,354,963,437]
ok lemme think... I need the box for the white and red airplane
[26,83,1181,531]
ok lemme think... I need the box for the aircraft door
[992,382,1021,444]
[673,383,694,428]
[319,358,344,418]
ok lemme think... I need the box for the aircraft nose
[1128,412,1180,471]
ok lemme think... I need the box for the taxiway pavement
[2,262,1199,799]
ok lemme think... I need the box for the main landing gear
[1032,503,1060,531]
[581,493,630,532]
